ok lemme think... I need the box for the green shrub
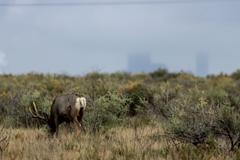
[168,88,216,146]
[150,68,178,81]
[231,69,240,80]
[143,82,181,119]
[85,92,129,132]
[120,81,152,116]
[215,105,240,151]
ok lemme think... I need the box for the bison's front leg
[55,117,59,137]
[48,115,58,137]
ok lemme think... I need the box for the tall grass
[2,126,239,160]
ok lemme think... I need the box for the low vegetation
[1,69,240,159]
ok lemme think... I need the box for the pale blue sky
[0,0,240,75]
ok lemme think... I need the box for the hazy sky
[0,0,240,75]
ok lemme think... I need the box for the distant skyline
[196,53,208,77]
[0,0,240,75]
[127,53,166,73]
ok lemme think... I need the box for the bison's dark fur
[29,94,86,136]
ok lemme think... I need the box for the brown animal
[29,94,86,136]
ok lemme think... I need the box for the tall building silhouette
[127,53,165,73]
[196,53,208,77]
[0,52,7,74]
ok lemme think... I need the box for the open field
[1,126,238,160]
[1,126,165,160]
[2,70,240,159]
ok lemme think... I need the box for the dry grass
[1,126,166,160]
[1,125,239,160]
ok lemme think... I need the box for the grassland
[2,70,240,159]
[1,125,237,160]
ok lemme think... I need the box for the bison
[29,94,86,136]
